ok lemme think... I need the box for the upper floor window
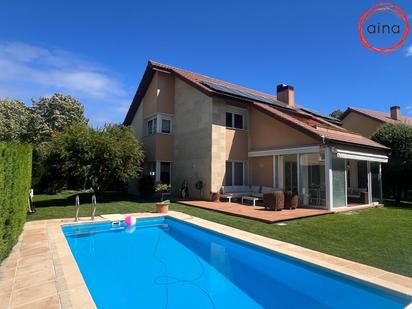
[225,161,245,186]
[147,118,157,135]
[226,112,245,129]
[146,114,172,136]
[161,117,172,134]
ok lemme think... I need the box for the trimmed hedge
[0,143,32,261]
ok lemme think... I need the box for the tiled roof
[150,61,278,102]
[345,107,412,126]
[124,60,388,151]
[254,103,388,150]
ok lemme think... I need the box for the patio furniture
[241,196,262,207]
[284,191,298,210]
[210,192,220,202]
[220,185,277,202]
[263,191,284,211]
[347,187,368,204]
[220,194,233,203]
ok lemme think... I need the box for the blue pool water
[63,217,411,308]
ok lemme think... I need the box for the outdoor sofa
[220,185,277,202]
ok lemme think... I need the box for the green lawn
[31,191,412,277]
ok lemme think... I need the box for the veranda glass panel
[371,162,381,202]
[299,153,326,208]
[283,154,298,194]
[332,158,346,208]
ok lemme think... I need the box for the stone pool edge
[0,211,411,308]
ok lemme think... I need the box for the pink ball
[124,215,136,226]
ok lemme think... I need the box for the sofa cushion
[221,186,233,194]
[261,186,274,194]
[250,186,260,193]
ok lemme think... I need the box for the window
[226,112,233,127]
[225,161,244,186]
[161,119,171,133]
[147,118,157,135]
[234,162,244,185]
[234,114,243,129]
[145,162,156,178]
[225,111,245,129]
[225,161,232,186]
[160,162,171,184]
[146,115,172,135]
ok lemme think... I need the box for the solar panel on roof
[201,81,290,109]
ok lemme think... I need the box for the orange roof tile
[346,107,412,126]
[125,61,388,151]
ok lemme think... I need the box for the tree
[330,109,344,120]
[46,125,144,193]
[0,99,51,144]
[371,124,412,203]
[0,99,30,142]
[89,125,144,192]
[32,93,88,132]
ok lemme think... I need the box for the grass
[31,191,412,277]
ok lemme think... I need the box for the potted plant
[155,183,171,213]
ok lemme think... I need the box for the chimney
[277,84,295,108]
[390,106,400,120]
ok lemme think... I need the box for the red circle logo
[358,2,410,54]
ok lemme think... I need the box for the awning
[335,149,388,163]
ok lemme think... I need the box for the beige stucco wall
[249,107,318,150]
[211,99,227,193]
[130,101,144,139]
[226,128,248,161]
[142,73,158,118]
[341,112,383,138]
[157,72,175,115]
[142,135,156,162]
[155,134,174,161]
[173,78,213,199]
[249,156,273,187]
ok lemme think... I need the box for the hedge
[0,143,32,262]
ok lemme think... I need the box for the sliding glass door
[332,157,346,208]
[299,153,326,208]
[279,154,298,194]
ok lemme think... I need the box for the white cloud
[0,42,131,126]
[0,42,127,100]
[405,106,412,114]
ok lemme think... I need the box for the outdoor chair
[284,191,298,210]
[263,191,284,211]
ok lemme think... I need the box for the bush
[0,143,32,261]
[372,124,412,202]
[42,125,144,193]
[139,175,155,198]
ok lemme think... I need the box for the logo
[358,2,409,54]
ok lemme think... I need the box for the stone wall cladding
[173,78,213,199]
[211,98,227,193]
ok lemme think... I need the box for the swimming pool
[63,217,412,308]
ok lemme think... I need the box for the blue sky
[0,0,411,126]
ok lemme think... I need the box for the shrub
[372,124,412,203]
[43,125,144,193]
[0,143,32,262]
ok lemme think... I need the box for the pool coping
[0,211,411,308]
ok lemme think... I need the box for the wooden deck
[177,200,331,223]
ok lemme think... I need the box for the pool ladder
[74,194,97,222]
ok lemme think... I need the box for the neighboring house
[341,106,412,138]
[124,60,389,211]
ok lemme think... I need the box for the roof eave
[325,138,390,153]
